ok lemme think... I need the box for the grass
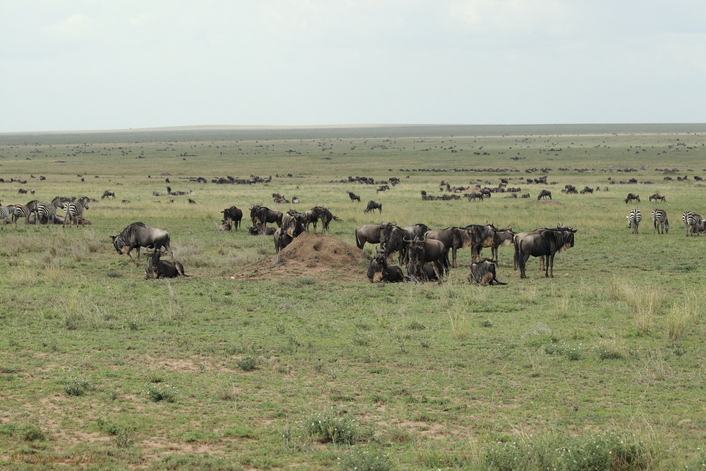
[1,125,706,469]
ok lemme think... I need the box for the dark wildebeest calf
[468,258,506,286]
[145,251,189,279]
[367,249,405,283]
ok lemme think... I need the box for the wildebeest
[250,205,283,227]
[468,258,506,286]
[465,224,498,263]
[221,206,243,230]
[367,248,405,283]
[217,220,231,231]
[101,190,116,199]
[379,223,428,262]
[516,227,576,278]
[346,190,361,202]
[405,236,449,281]
[248,224,277,236]
[625,193,640,204]
[363,200,382,214]
[476,227,515,262]
[274,210,306,252]
[145,251,189,279]
[355,223,384,250]
[425,227,472,268]
[649,193,666,203]
[110,222,173,264]
[537,189,552,200]
[466,191,484,202]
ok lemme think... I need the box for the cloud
[449,0,573,37]
[45,13,93,38]
[129,14,151,28]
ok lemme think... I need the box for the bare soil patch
[234,233,370,282]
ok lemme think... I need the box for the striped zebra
[626,209,641,234]
[13,204,31,225]
[64,196,90,226]
[651,209,669,234]
[31,196,64,225]
[0,204,17,229]
[682,211,704,236]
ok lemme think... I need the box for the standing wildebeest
[651,209,669,234]
[425,227,472,268]
[405,236,449,281]
[465,224,498,263]
[466,191,484,202]
[355,223,383,250]
[516,227,576,278]
[316,207,338,233]
[537,190,552,200]
[627,209,642,234]
[379,223,428,262]
[367,248,405,283]
[250,205,283,227]
[468,258,506,286]
[364,200,383,214]
[346,190,361,202]
[221,206,243,230]
[274,210,306,252]
[625,193,640,204]
[649,193,666,203]
[101,190,116,199]
[304,206,324,232]
[145,251,189,279]
[110,222,173,264]
[476,228,515,262]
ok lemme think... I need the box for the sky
[1,0,705,133]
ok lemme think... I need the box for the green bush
[306,411,359,445]
[339,448,392,471]
[144,384,179,403]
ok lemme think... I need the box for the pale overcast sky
[1,0,705,132]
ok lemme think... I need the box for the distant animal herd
[2,184,703,284]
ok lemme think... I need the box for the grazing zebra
[682,211,704,236]
[651,209,669,234]
[64,196,90,227]
[626,209,641,234]
[0,204,17,229]
[33,196,65,225]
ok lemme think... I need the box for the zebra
[0,204,17,229]
[626,209,641,234]
[13,204,31,225]
[682,211,704,236]
[651,209,669,234]
[64,196,90,227]
[32,196,64,225]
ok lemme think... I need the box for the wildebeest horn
[403,237,412,242]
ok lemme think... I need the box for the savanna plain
[1,124,705,470]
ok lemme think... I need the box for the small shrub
[63,378,93,396]
[236,355,258,371]
[407,321,426,330]
[306,411,359,445]
[339,447,392,471]
[144,384,179,403]
[16,423,45,442]
[480,319,493,328]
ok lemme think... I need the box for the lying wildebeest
[363,200,383,214]
[346,190,361,202]
[274,210,306,252]
[367,249,405,283]
[217,220,231,231]
[405,236,449,281]
[221,206,243,230]
[248,224,277,236]
[649,193,666,203]
[468,258,506,286]
[625,193,640,204]
[516,227,576,278]
[250,204,283,227]
[101,190,116,199]
[423,227,471,268]
[355,223,383,250]
[110,222,173,264]
[537,189,552,200]
[145,251,189,279]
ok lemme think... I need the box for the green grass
[1,124,706,469]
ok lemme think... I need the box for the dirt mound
[236,232,370,281]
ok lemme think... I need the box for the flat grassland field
[1,124,705,470]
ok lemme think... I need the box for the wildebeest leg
[432,260,444,281]
[546,255,553,277]
[519,253,530,278]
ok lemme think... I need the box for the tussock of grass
[667,290,700,341]
[610,279,667,334]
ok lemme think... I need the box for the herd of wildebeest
[5,182,706,284]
